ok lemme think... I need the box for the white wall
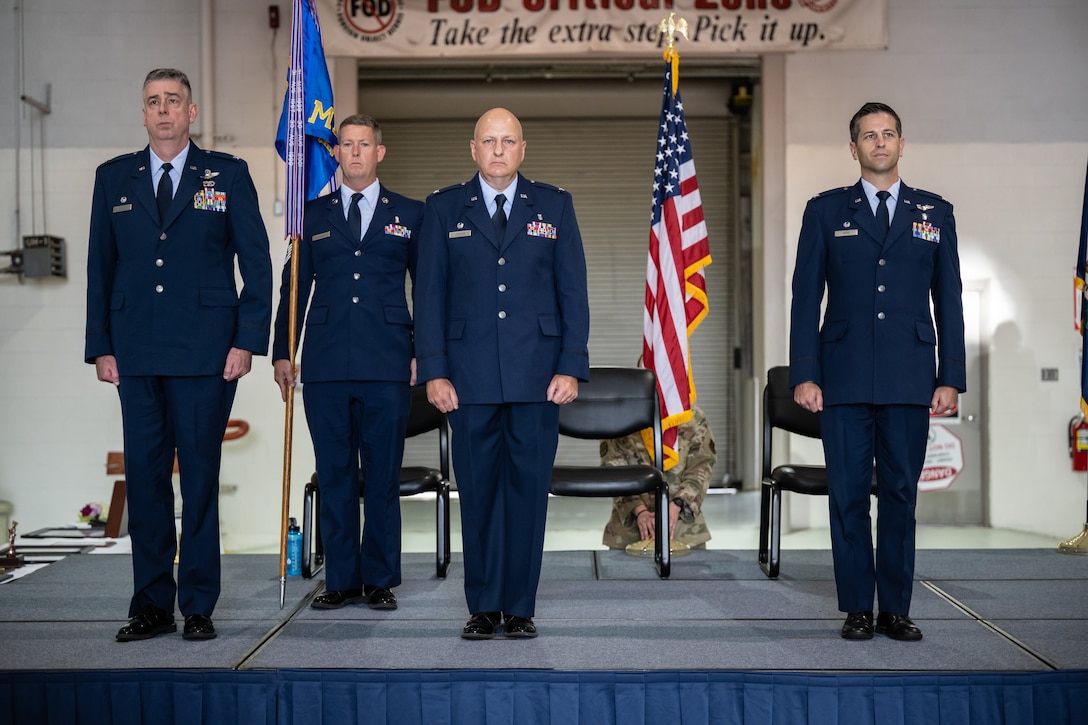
[1,0,1086,547]
[0,0,310,551]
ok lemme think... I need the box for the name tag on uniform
[112,204,132,213]
[833,229,858,237]
[312,231,331,241]
[449,230,471,238]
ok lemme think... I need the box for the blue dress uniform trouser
[450,402,560,619]
[303,380,411,591]
[118,375,236,618]
[820,403,930,615]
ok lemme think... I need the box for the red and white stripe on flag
[642,58,711,471]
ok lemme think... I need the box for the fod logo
[337,0,404,43]
[798,0,837,11]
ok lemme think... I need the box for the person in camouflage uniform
[601,406,717,549]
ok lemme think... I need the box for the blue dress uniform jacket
[85,144,272,372]
[788,179,966,616]
[415,173,590,619]
[272,186,421,381]
[272,185,423,592]
[84,143,272,619]
[789,181,966,403]
[415,174,591,401]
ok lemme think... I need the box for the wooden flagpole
[279,237,301,607]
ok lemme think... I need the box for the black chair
[549,366,671,578]
[758,365,877,578]
[301,385,451,579]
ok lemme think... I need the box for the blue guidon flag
[1077,159,1088,414]
[275,0,338,239]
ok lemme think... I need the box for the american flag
[643,60,712,471]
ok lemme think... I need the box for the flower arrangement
[79,502,107,524]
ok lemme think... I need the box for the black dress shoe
[183,614,217,641]
[840,611,874,640]
[876,612,923,641]
[503,615,538,639]
[311,589,365,609]
[117,605,176,642]
[364,585,398,610]
[461,612,502,640]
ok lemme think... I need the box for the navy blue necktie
[492,193,507,239]
[348,192,364,242]
[156,162,173,224]
[876,190,891,237]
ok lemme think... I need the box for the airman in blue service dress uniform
[789,102,965,642]
[85,69,272,642]
[415,108,590,639]
[273,115,422,612]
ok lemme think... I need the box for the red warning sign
[919,424,963,492]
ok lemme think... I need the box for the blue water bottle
[286,517,302,576]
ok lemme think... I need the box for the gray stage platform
[1,549,1085,674]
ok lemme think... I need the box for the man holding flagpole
[273,115,422,610]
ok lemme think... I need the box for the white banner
[317,0,887,59]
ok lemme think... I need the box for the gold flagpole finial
[658,13,688,58]
[658,13,688,93]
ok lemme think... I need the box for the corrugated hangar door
[375,113,740,489]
